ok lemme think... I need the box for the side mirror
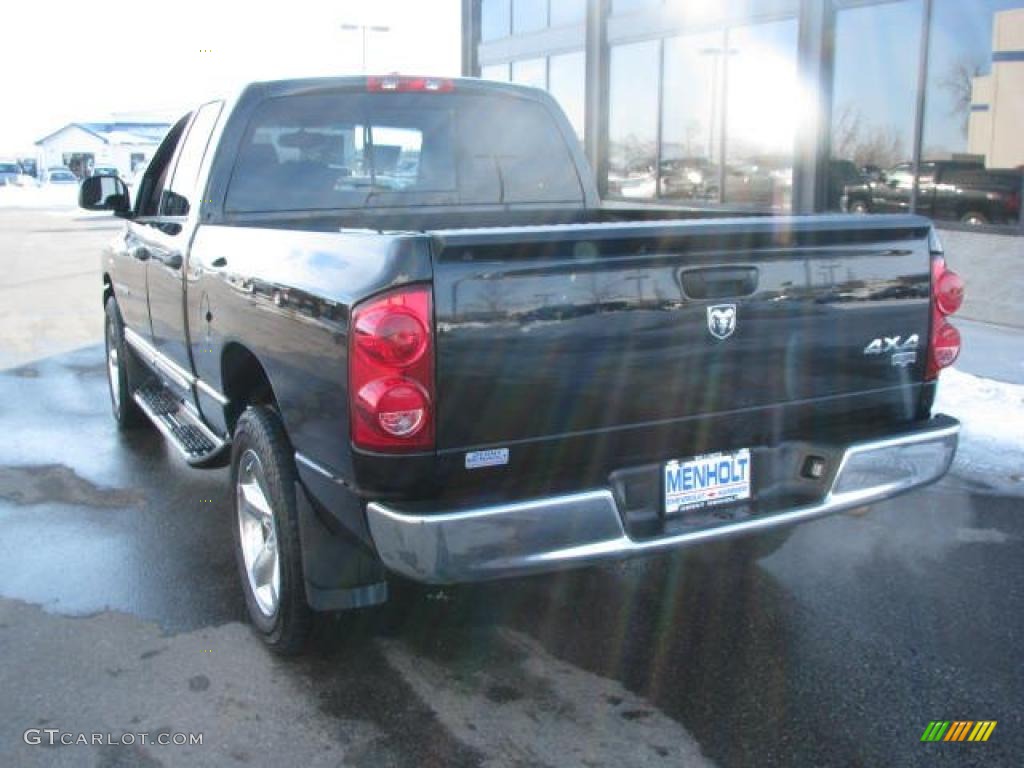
[79,175,131,216]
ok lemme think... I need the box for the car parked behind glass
[44,168,78,184]
[0,160,23,186]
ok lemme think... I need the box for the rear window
[0,163,18,173]
[225,90,583,212]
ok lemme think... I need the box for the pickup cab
[80,76,963,653]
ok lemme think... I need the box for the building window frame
[466,0,1024,230]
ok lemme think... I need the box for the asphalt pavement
[955,318,1024,385]
[0,208,1022,767]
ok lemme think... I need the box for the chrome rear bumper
[366,417,959,584]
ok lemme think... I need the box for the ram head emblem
[706,304,737,340]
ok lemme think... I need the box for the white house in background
[35,120,171,179]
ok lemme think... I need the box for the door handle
[132,246,151,261]
[680,267,759,300]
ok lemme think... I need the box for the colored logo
[921,721,997,742]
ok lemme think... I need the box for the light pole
[340,23,391,74]
[700,45,737,203]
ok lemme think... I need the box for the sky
[0,0,461,153]
[833,0,1019,159]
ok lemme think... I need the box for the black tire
[104,296,144,429]
[960,211,988,226]
[849,200,869,215]
[230,406,313,654]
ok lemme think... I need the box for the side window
[162,101,223,217]
[887,164,914,190]
[136,115,190,218]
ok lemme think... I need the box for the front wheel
[960,211,988,226]
[104,297,144,429]
[849,200,869,215]
[231,406,313,654]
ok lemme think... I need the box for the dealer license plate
[664,449,752,515]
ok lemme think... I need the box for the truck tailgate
[430,215,933,461]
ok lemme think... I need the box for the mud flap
[295,480,388,611]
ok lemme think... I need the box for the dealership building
[968,8,1024,170]
[460,0,1024,228]
[35,119,171,179]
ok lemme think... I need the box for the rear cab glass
[225,90,583,212]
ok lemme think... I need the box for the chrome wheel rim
[236,450,281,617]
[106,319,120,410]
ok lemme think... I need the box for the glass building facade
[466,0,1024,230]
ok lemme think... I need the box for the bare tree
[938,56,985,138]
[832,103,865,162]
[856,125,906,169]
[831,102,907,168]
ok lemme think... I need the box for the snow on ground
[935,367,1024,495]
[0,183,79,210]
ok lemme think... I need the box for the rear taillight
[1007,190,1020,215]
[366,76,454,93]
[934,268,964,315]
[350,285,434,452]
[926,254,964,380]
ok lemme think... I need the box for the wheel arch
[221,342,284,436]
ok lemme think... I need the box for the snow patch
[0,184,79,209]
[934,367,1024,494]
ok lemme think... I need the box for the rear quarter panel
[186,225,433,480]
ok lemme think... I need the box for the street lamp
[700,46,738,203]
[340,23,391,74]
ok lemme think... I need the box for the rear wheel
[104,297,144,429]
[960,211,988,226]
[231,406,312,654]
[849,200,869,215]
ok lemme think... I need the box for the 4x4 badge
[707,304,737,340]
[864,334,918,367]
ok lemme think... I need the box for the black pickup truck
[842,160,1022,226]
[80,76,963,653]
